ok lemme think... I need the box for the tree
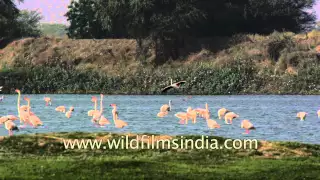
[16,10,42,37]
[65,0,317,62]
[0,0,20,39]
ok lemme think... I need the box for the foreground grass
[0,132,319,179]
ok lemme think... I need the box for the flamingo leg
[8,130,13,136]
[245,129,250,134]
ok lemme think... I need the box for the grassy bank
[0,132,319,179]
[0,32,320,94]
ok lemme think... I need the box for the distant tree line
[65,0,316,63]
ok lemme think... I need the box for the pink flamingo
[241,120,255,134]
[44,97,52,106]
[88,96,100,116]
[24,97,43,128]
[110,104,127,128]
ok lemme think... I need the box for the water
[0,95,319,144]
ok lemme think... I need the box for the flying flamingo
[218,108,229,119]
[110,104,127,128]
[55,106,66,113]
[296,112,307,121]
[44,97,52,106]
[224,112,239,124]
[24,97,43,127]
[161,79,186,92]
[241,120,255,134]
[1,118,19,136]
[65,107,74,118]
[88,96,100,116]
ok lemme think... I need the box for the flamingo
[160,100,172,112]
[24,97,43,127]
[218,108,229,119]
[91,94,110,126]
[175,111,189,124]
[186,107,197,124]
[241,120,255,134]
[55,106,66,113]
[1,118,19,136]
[65,107,74,118]
[0,115,18,124]
[206,119,220,129]
[296,112,307,121]
[20,105,30,111]
[157,111,168,118]
[97,94,110,126]
[194,103,210,118]
[175,107,197,124]
[0,95,4,102]
[157,100,172,117]
[92,95,103,123]
[224,112,239,124]
[44,97,52,106]
[161,79,186,92]
[88,96,100,116]
[317,110,320,118]
[15,89,32,126]
[110,104,127,128]
[114,112,128,128]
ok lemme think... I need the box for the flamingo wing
[161,85,173,92]
[175,81,186,86]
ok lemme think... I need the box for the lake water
[0,95,319,144]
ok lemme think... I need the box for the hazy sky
[17,0,320,24]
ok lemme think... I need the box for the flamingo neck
[27,100,31,115]
[94,100,97,111]
[171,79,173,85]
[17,93,21,120]
[112,107,117,123]
[100,95,103,113]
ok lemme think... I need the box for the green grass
[0,132,319,179]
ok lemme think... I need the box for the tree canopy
[66,0,318,62]
[0,0,42,40]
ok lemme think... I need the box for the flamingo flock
[168,103,249,134]
[0,88,319,137]
[0,90,128,136]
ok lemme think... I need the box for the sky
[17,0,320,25]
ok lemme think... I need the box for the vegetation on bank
[0,132,319,179]
[0,31,320,94]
